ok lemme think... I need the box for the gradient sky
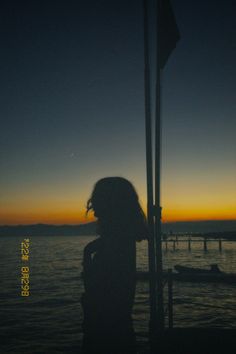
[1,0,236,225]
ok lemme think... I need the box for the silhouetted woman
[81,177,148,354]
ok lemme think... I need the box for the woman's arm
[82,238,101,278]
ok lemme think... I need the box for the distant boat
[174,264,221,274]
[173,264,236,284]
[136,264,236,284]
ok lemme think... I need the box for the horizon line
[1,219,236,227]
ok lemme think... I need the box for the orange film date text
[21,238,30,296]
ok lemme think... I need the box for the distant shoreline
[1,220,236,237]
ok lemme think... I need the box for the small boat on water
[173,264,236,284]
[174,264,221,274]
[136,264,236,284]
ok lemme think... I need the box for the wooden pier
[162,236,224,252]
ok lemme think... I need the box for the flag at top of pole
[159,0,180,69]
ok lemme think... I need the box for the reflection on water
[1,235,236,353]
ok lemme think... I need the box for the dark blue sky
[1,0,235,224]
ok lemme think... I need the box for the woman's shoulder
[84,237,101,255]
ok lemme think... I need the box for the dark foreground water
[1,235,236,353]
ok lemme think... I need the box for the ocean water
[1,235,236,353]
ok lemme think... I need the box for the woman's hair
[86,177,149,241]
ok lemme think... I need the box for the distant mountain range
[0,220,236,237]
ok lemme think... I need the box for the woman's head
[86,177,148,241]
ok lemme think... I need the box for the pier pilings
[163,236,224,252]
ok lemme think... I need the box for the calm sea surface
[1,235,236,353]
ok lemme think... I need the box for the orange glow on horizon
[162,207,236,223]
[0,210,95,226]
[1,166,235,226]
[1,191,235,225]
[0,207,235,225]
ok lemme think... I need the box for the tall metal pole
[143,0,158,345]
[155,0,165,330]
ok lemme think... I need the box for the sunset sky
[1,0,236,225]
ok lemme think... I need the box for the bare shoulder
[84,237,101,256]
